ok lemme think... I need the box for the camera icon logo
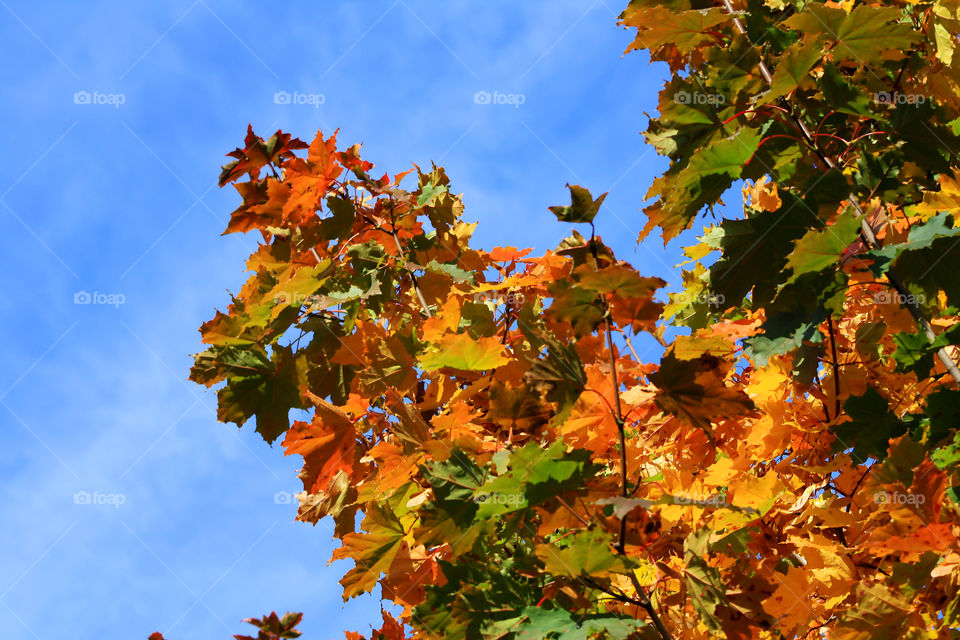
[74,491,91,504]
[74,291,91,304]
[74,91,91,105]
[274,491,293,505]
[274,91,291,105]
[474,91,491,105]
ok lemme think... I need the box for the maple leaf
[536,529,636,579]
[224,179,289,234]
[682,529,729,633]
[484,607,645,640]
[548,184,607,224]
[418,332,510,371]
[545,279,605,336]
[620,6,731,57]
[783,4,921,64]
[213,344,305,444]
[832,386,907,463]
[649,346,754,434]
[282,398,357,494]
[332,502,406,600]
[766,41,822,101]
[219,125,307,187]
[640,127,762,244]
[281,130,343,225]
[785,210,861,284]
[487,246,533,262]
[524,332,587,425]
[234,612,303,640]
[475,441,597,518]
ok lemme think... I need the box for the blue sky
[0,2,684,638]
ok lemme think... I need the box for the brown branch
[622,330,644,363]
[587,228,673,640]
[604,312,630,554]
[584,577,673,640]
[826,316,842,419]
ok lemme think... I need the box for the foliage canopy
[157,0,960,638]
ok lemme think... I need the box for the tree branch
[588,227,673,640]
[826,316,842,419]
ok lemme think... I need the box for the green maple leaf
[546,279,605,337]
[548,184,608,224]
[213,344,305,444]
[832,386,906,463]
[766,40,822,101]
[785,210,860,284]
[536,530,636,579]
[784,5,921,65]
[703,195,810,306]
[683,528,728,633]
[866,213,960,307]
[485,606,646,640]
[866,212,960,275]
[419,332,510,371]
[643,127,762,242]
[475,441,597,518]
[333,502,405,599]
[891,324,960,377]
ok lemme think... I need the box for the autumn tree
[165,0,960,638]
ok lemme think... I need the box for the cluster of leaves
[168,0,960,639]
[151,612,303,640]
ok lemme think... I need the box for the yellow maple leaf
[730,472,783,511]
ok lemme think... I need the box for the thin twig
[826,316,842,419]
[555,495,591,528]
[350,169,433,318]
